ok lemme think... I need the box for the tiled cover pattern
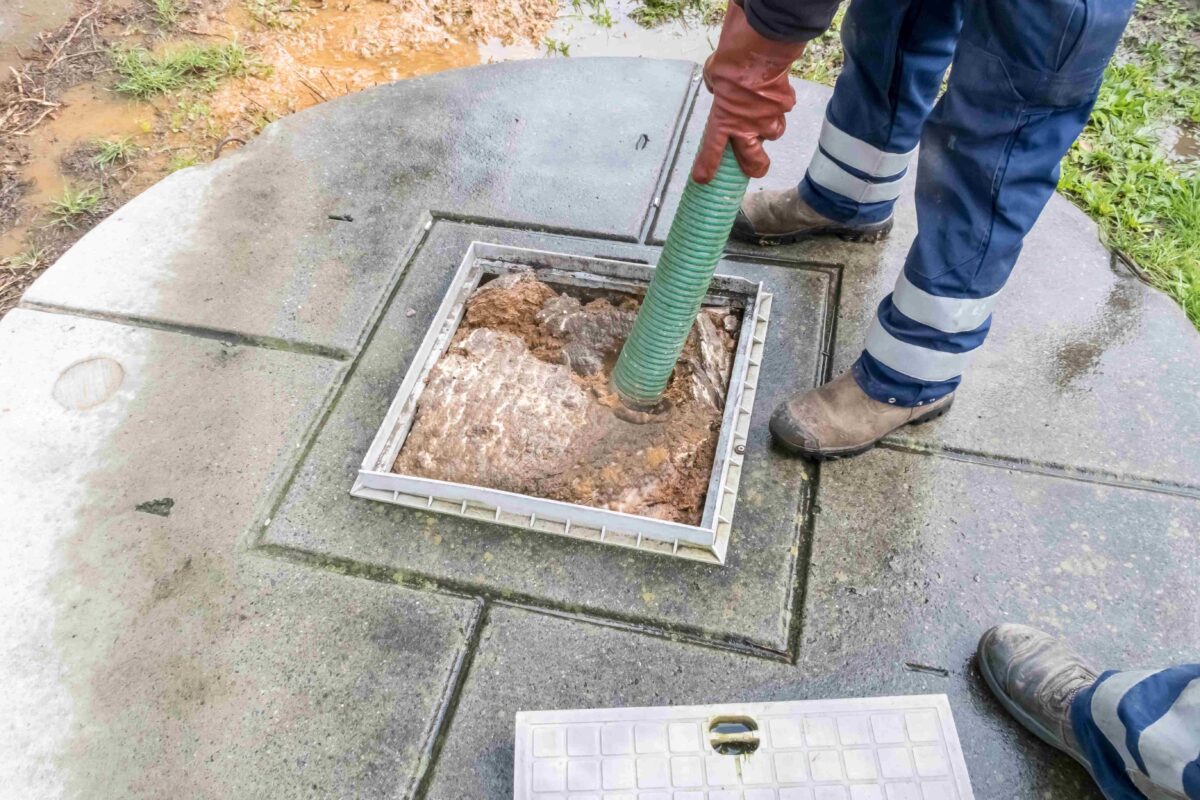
[514,696,973,800]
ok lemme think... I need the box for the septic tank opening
[391,270,740,525]
[351,242,771,564]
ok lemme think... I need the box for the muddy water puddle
[1,84,155,260]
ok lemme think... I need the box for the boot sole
[734,216,894,248]
[975,631,1096,779]
[770,396,953,462]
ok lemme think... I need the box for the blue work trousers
[799,0,1135,405]
[1073,665,1200,799]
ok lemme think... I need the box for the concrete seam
[15,301,352,360]
[490,600,793,664]
[252,541,793,662]
[245,217,837,663]
[880,439,1200,500]
[348,211,436,357]
[785,461,822,664]
[637,63,703,245]
[247,216,440,549]
[409,598,488,800]
[430,210,641,243]
[782,264,842,663]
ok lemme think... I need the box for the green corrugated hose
[611,144,749,408]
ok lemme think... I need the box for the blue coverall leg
[1073,665,1200,800]
[799,0,1136,406]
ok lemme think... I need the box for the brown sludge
[392,272,741,524]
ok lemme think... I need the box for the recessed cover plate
[514,695,975,799]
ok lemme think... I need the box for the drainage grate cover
[514,695,975,799]
[351,242,771,565]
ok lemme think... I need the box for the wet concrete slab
[6,60,1200,800]
[0,309,479,798]
[656,78,1200,492]
[811,193,1200,493]
[425,448,1199,800]
[263,219,835,653]
[23,58,696,355]
[0,0,75,74]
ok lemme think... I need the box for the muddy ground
[393,272,740,524]
[0,0,563,315]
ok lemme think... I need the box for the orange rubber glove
[692,0,807,183]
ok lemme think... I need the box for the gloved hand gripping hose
[610,144,749,408]
[610,0,804,409]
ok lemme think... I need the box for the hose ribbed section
[611,145,749,408]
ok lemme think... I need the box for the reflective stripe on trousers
[800,0,1135,406]
[1072,666,1200,800]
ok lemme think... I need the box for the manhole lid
[514,695,974,799]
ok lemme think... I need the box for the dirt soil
[392,272,741,525]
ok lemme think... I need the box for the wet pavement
[3,58,1199,799]
[0,0,75,74]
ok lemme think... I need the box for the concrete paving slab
[264,219,835,653]
[656,78,1200,492]
[23,58,695,354]
[0,309,479,798]
[831,198,1200,493]
[425,449,1199,800]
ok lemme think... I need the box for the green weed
[244,0,312,30]
[169,98,211,133]
[111,42,260,98]
[543,37,571,57]
[148,0,182,28]
[49,185,103,228]
[629,0,725,28]
[2,246,49,270]
[167,150,200,172]
[91,136,140,168]
[789,5,845,85]
[570,0,614,28]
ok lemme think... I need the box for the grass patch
[2,246,50,270]
[91,136,140,168]
[148,0,183,28]
[542,37,571,57]
[629,0,725,27]
[790,5,845,85]
[169,98,211,133]
[1059,0,1200,326]
[569,0,614,28]
[111,42,260,98]
[167,150,201,172]
[244,0,312,30]
[49,184,103,228]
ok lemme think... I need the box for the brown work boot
[731,186,893,246]
[769,371,952,459]
[977,625,1097,771]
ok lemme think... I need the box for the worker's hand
[693,0,807,183]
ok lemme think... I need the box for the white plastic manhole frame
[514,695,976,799]
[351,241,772,565]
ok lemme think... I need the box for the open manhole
[351,242,771,564]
